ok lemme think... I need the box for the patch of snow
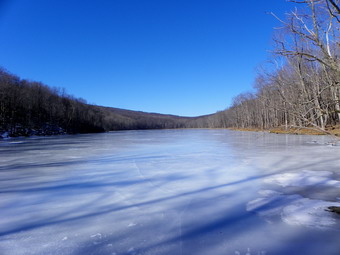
[257,190,281,197]
[127,247,135,253]
[247,191,300,219]
[90,233,102,238]
[248,190,340,229]
[0,132,10,139]
[264,170,340,187]
[234,248,267,255]
[282,199,339,228]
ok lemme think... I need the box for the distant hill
[0,68,211,138]
[95,105,196,131]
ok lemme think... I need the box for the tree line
[0,68,199,137]
[200,0,340,134]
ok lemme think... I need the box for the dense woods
[0,68,107,136]
[1,0,339,138]
[203,0,340,134]
[0,68,202,137]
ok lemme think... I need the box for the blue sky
[0,0,293,116]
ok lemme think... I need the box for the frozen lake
[0,129,340,255]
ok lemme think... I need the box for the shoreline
[227,126,340,136]
[2,126,340,140]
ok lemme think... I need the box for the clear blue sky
[0,0,294,116]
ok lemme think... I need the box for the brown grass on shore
[227,126,340,136]
[226,127,265,132]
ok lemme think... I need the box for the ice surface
[0,130,340,255]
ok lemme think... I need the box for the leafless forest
[204,0,340,134]
[1,0,339,137]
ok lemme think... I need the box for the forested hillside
[0,68,203,137]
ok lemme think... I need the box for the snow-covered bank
[0,130,339,255]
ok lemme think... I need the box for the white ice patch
[247,191,300,220]
[0,132,10,139]
[127,247,135,254]
[282,199,339,228]
[90,233,102,238]
[247,190,340,229]
[264,170,340,187]
[257,190,281,197]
